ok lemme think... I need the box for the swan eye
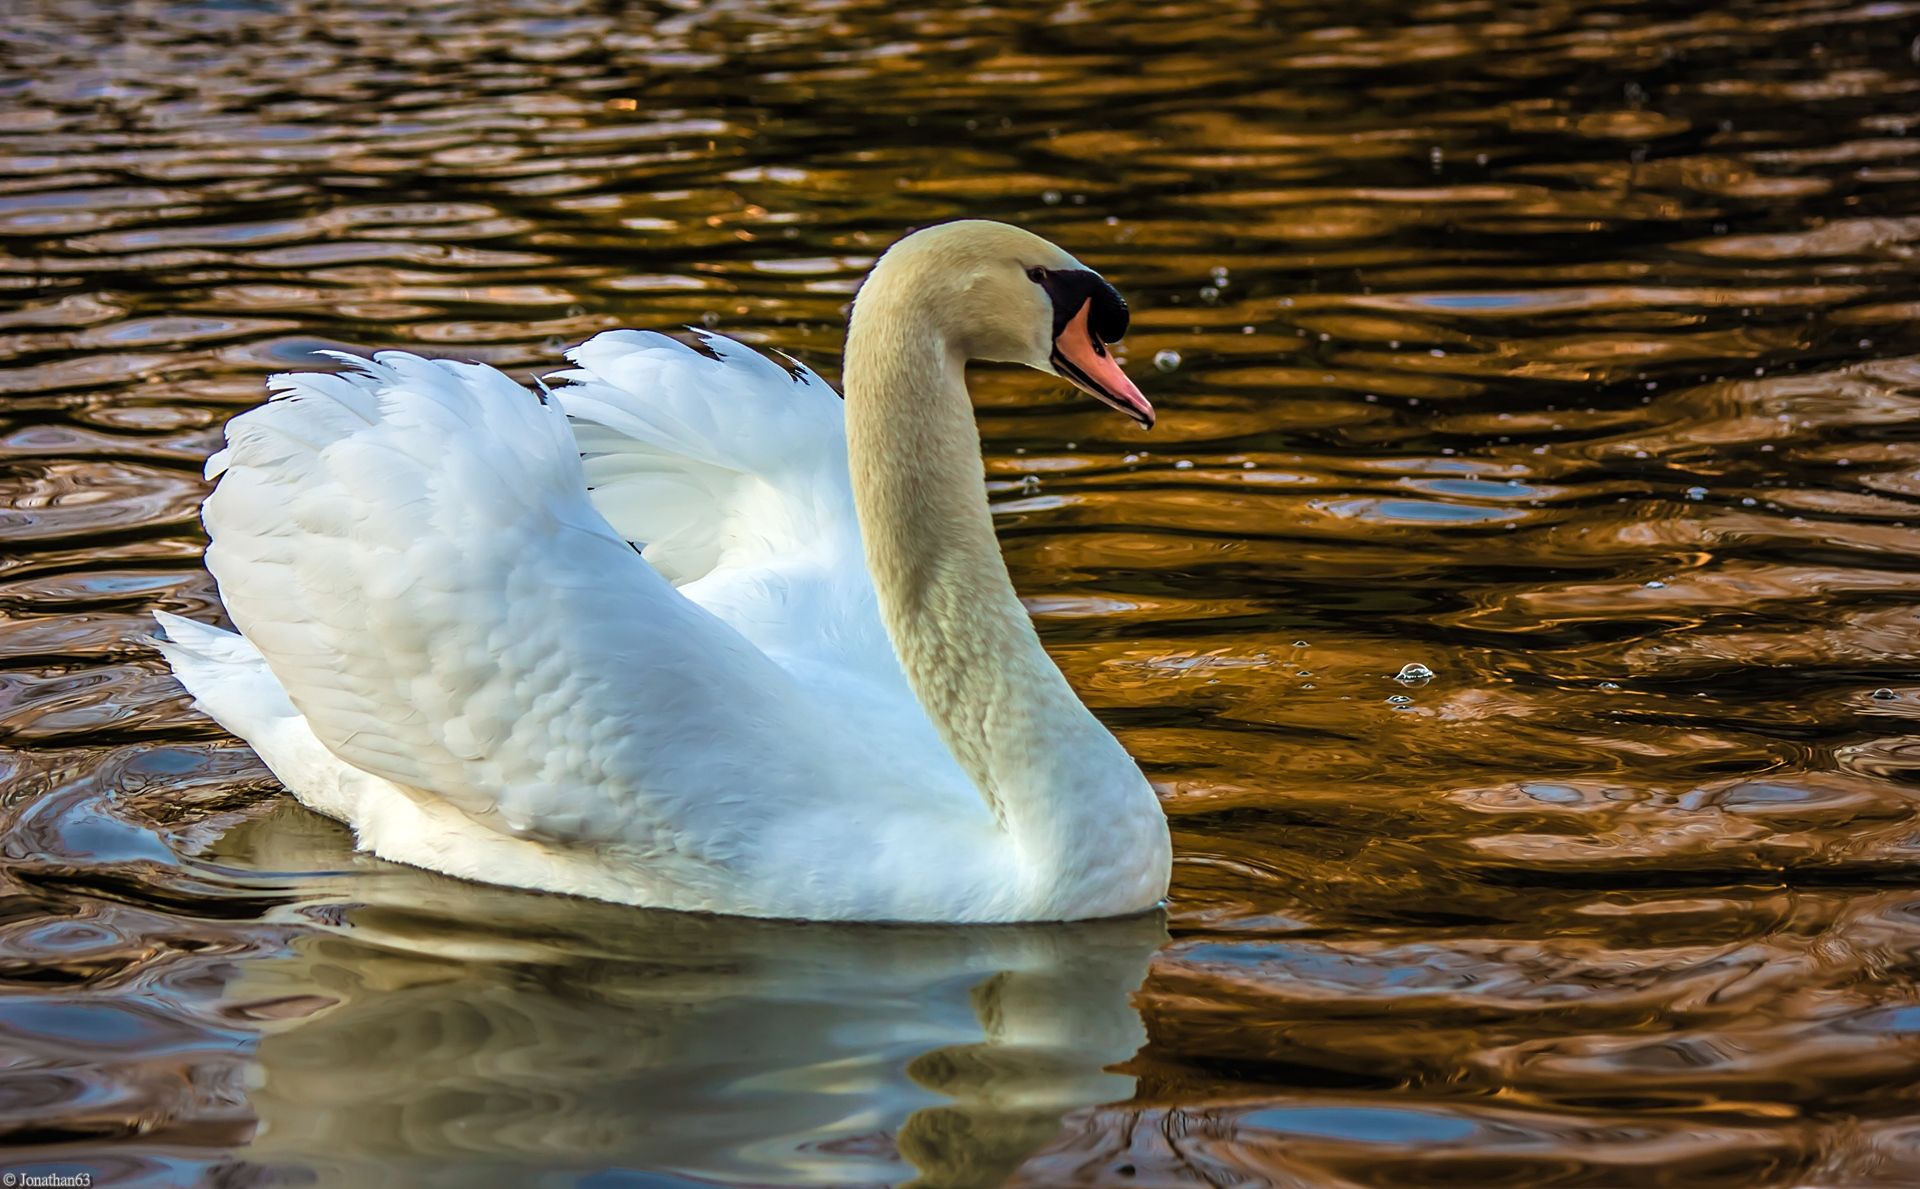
[1026,266,1047,283]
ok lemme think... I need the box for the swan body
[155,220,1171,922]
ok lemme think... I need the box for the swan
[154,219,1172,923]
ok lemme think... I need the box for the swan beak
[1050,300,1154,429]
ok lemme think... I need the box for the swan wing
[550,329,910,697]
[201,350,847,868]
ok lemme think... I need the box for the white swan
[154,219,1171,923]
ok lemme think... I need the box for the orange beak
[1050,299,1154,429]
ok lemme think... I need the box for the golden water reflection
[5,0,1920,1184]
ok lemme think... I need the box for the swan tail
[550,330,849,585]
[151,610,296,734]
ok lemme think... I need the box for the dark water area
[5,0,1920,1184]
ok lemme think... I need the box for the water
[5,0,1920,1184]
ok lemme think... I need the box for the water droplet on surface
[1873,688,1898,700]
[1393,663,1434,686]
[1153,350,1181,372]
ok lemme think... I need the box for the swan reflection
[212,808,1165,1187]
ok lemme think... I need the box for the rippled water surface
[6,0,1920,1184]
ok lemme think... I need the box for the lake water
[5,0,1920,1184]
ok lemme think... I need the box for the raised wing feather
[202,351,847,868]
[551,330,907,692]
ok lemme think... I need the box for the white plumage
[156,221,1172,922]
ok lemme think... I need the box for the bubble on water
[1393,663,1434,686]
[1301,683,1315,690]
[1600,681,1621,690]
[1294,640,1310,647]
[1041,189,1062,205]
[1018,475,1041,494]
[1741,496,1757,506]
[1644,580,1667,589]
[1387,694,1414,705]
[1153,349,1182,373]
[1297,671,1312,678]
[1242,460,1257,469]
[1199,285,1221,303]
[1685,486,1708,500]
[1173,459,1194,470]
[1873,688,1899,700]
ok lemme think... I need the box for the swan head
[862,220,1154,428]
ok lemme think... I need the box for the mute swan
[154,219,1172,923]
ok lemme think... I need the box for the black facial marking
[1029,267,1130,345]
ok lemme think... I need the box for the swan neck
[843,287,1160,894]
